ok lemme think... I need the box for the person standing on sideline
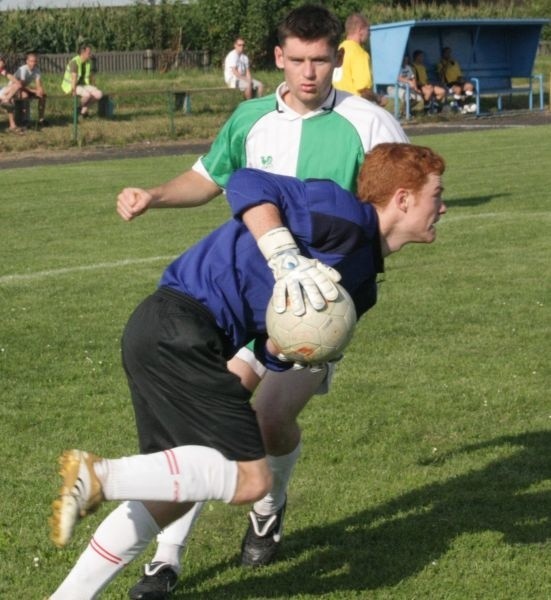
[223,37,264,99]
[49,143,447,600]
[333,13,387,107]
[61,44,103,117]
[116,5,408,599]
[14,52,47,126]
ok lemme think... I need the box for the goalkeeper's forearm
[241,203,284,241]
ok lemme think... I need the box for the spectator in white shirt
[15,51,47,126]
[223,37,264,100]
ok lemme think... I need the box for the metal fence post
[72,95,79,144]
[167,91,175,136]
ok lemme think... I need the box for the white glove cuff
[257,227,297,260]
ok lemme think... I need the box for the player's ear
[396,188,410,213]
[274,46,284,69]
[335,47,344,68]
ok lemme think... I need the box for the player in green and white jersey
[116,6,408,599]
[196,80,405,192]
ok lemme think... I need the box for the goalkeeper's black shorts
[121,286,265,462]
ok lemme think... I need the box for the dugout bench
[370,19,549,119]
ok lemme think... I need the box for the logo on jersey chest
[260,155,273,168]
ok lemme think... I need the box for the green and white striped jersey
[193,83,408,194]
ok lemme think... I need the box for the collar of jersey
[275,83,336,120]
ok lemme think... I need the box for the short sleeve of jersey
[195,98,275,188]
[196,113,246,188]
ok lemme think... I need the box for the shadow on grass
[445,192,509,208]
[175,429,551,598]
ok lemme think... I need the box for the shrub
[0,1,549,66]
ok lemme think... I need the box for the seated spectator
[0,55,23,133]
[412,49,446,114]
[437,46,475,113]
[0,55,22,104]
[61,45,103,117]
[15,51,47,126]
[387,55,424,116]
[333,13,387,106]
[223,37,264,100]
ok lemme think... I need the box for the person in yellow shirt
[437,46,475,113]
[333,13,387,106]
[412,49,446,114]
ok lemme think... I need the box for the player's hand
[275,352,328,373]
[257,226,341,316]
[269,250,341,316]
[117,187,153,221]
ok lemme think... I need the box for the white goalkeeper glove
[275,351,343,373]
[258,227,341,316]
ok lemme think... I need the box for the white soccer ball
[266,283,357,364]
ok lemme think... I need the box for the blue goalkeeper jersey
[159,168,383,365]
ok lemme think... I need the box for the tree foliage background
[0,0,549,67]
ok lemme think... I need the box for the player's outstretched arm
[116,170,222,221]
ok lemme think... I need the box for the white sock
[253,443,301,516]
[95,445,237,504]
[50,501,159,600]
[151,502,205,573]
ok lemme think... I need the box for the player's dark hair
[277,4,343,50]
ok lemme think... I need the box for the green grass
[1,125,550,598]
[0,69,285,153]
[1,57,549,153]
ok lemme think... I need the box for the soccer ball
[266,283,357,364]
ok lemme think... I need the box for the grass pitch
[1,125,550,598]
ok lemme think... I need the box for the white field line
[2,211,549,285]
[0,255,176,285]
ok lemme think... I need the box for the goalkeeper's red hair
[357,143,445,207]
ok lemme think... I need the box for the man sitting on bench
[437,46,476,114]
[62,45,103,118]
[15,52,48,127]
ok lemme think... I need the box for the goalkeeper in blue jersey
[50,143,446,599]
[116,6,408,593]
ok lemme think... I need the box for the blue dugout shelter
[370,19,549,118]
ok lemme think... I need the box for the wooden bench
[102,87,239,116]
[467,63,544,116]
[10,86,241,140]
[101,87,240,135]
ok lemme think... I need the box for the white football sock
[151,502,205,573]
[50,501,159,600]
[253,443,301,516]
[95,445,237,504]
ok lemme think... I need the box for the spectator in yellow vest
[62,45,103,117]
